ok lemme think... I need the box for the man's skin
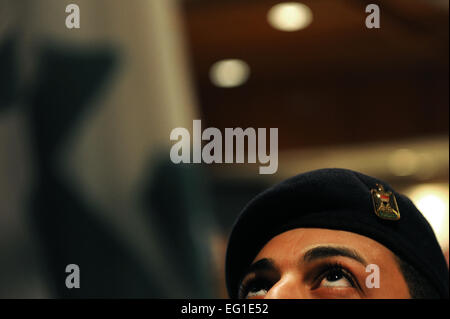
[238,228,411,299]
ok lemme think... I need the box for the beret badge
[371,184,400,221]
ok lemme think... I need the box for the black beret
[225,168,449,298]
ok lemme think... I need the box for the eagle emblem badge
[371,184,400,221]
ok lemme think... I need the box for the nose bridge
[265,273,306,299]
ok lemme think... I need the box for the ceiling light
[209,59,250,88]
[267,2,313,31]
[388,149,419,177]
[406,184,449,245]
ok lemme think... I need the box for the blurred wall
[0,0,219,298]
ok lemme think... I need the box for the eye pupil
[326,270,343,282]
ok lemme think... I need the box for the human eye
[238,275,275,299]
[314,263,358,289]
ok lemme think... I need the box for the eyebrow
[239,258,278,293]
[244,258,278,275]
[241,246,367,286]
[303,246,367,265]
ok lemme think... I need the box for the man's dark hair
[396,256,441,299]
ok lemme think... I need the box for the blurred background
[0,0,448,298]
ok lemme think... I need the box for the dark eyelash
[239,262,361,298]
[238,276,274,299]
[313,262,358,289]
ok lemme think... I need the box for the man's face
[238,228,411,299]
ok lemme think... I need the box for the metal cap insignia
[371,184,400,221]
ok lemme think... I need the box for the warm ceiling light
[209,59,250,88]
[267,2,313,31]
[406,184,449,245]
[387,149,419,177]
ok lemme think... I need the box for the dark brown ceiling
[181,0,449,150]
